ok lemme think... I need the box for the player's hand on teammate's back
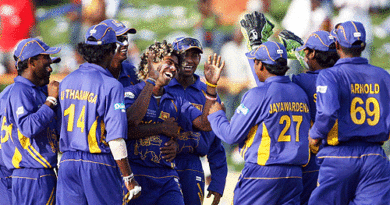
[309,136,321,147]
[204,53,224,85]
[207,191,222,205]
[47,81,60,99]
[209,102,224,115]
[160,139,178,162]
[161,117,180,139]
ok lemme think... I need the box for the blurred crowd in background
[1,0,390,162]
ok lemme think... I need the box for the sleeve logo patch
[114,103,125,110]
[124,92,135,99]
[316,85,327,93]
[16,106,24,117]
[236,104,249,115]
[196,176,202,181]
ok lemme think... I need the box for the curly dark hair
[138,40,182,80]
[306,43,339,68]
[14,55,40,76]
[77,37,117,64]
[262,58,289,76]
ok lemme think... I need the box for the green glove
[278,30,304,59]
[240,11,275,51]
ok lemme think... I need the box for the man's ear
[308,50,315,60]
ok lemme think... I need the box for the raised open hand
[204,53,225,86]
[147,50,159,81]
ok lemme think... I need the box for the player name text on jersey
[269,102,309,114]
[350,83,380,94]
[60,89,98,104]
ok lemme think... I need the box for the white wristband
[123,173,134,183]
[46,96,57,106]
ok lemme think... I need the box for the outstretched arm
[193,54,225,131]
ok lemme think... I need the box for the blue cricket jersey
[208,76,310,166]
[2,76,58,170]
[59,63,127,154]
[292,71,320,123]
[124,81,202,169]
[118,60,139,87]
[165,75,228,195]
[310,57,390,145]
[0,85,13,168]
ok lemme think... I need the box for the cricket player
[308,21,390,204]
[0,84,14,205]
[1,38,61,204]
[166,37,228,205]
[99,19,139,86]
[124,40,224,205]
[208,40,310,204]
[278,30,339,205]
[56,24,140,204]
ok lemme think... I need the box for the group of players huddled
[0,10,389,205]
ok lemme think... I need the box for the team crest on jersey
[191,103,203,111]
[236,104,249,115]
[124,92,135,99]
[159,111,170,120]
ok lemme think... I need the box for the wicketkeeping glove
[240,11,275,51]
[278,30,308,69]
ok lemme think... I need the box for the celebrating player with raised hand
[123,40,224,205]
[308,21,390,205]
[1,38,61,205]
[56,24,140,205]
[164,37,228,205]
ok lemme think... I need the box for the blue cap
[14,38,61,69]
[330,21,366,48]
[85,24,123,45]
[297,31,336,52]
[246,41,287,65]
[99,19,136,36]
[172,37,203,53]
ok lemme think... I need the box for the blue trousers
[126,162,184,205]
[309,142,390,205]
[56,151,124,205]
[0,165,12,205]
[176,154,205,205]
[233,162,302,205]
[12,168,56,205]
[301,152,319,205]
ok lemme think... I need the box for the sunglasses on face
[117,35,128,43]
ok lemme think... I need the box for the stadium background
[1,0,390,204]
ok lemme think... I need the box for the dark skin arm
[115,158,141,199]
[207,191,222,205]
[127,52,159,127]
[192,54,225,131]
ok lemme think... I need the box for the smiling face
[113,34,129,62]
[156,55,179,86]
[179,48,201,78]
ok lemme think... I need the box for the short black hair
[339,41,365,57]
[262,58,289,76]
[77,37,117,64]
[14,54,40,76]
[306,43,339,68]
